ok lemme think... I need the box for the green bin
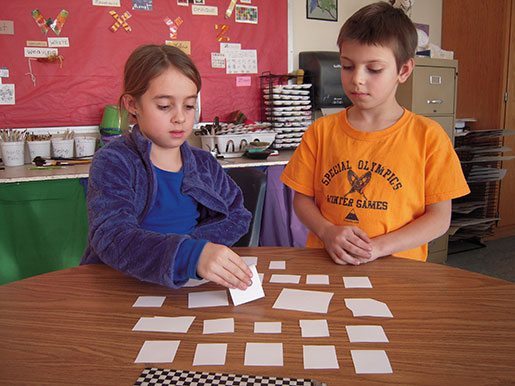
[0,179,88,285]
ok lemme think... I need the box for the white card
[303,345,339,369]
[193,343,227,366]
[269,274,301,284]
[351,350,393,374]
[269,261,286,270]
[345,298,393,318]
[183,278,209,287]
[229,265,265,306]
[343,276,373,288]
[273,288,333,314]
[188,290,229,308]
[306,275,329,285]
[242,256,258,266]
[134,340,180,363]
[132,316,195,333]
[254,321,282,334]
[299,319,329,337]
[244,343,283,366]
[203,318,234,334]
[132,296,166,308]
[346,325,389,343]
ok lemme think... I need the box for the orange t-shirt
[281,109,470,261]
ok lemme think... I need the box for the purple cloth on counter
[259,165,308,247]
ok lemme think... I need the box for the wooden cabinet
[396,57,458,264]
[442,0,515,239]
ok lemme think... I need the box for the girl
[81,44,253,290]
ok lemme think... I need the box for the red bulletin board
[0,1,287,128]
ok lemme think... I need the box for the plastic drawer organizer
[198,122,276,158]
[260,72,314,150]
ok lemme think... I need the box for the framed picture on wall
[306,0,337,22]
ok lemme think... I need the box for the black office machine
[298,51,351,110]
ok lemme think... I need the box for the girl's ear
[398,58,414,84]
[122,94,138,116]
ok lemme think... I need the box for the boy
[281,2,469,265]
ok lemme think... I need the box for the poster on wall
[306,0,337,22]
[0,1,288,127]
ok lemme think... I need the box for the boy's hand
[320,224,372,265]
[196,242,253,290]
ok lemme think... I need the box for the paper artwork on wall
[191,5,218,16]
[193,0,206,4]
[0,84,15,105]
[31,9,69,36]
[26,40,48,47]
[211,52,225,68]
[165,40,191,55]
[177,0,189,6]
[48,37,69,48]
[164,16,183,39]
[24,47,58,58]
[240,0,252,3]
[0,20,14,35]
[0,68,9,78]
[214,23,230,42]
[132,0,152,12]
[92,0,121,7]
[109,10,132,32]
[220,42,240,54]
[225,0,237,18]
[226,49,257,74]
[235,5,258,24]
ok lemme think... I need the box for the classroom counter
[0,150,295,184]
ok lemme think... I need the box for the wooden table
[1,247,514,385]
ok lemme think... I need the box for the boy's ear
[398,58,414,84]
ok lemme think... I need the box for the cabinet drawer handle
[427,99,443,104]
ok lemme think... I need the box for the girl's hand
[319,224,372,265]
[196,242,253,290]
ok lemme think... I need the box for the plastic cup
[1,141,25,166]
[75,137,97,157]
[27,140,51,160]
[51,138,74,158]
[100,104,127,130]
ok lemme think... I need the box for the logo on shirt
[344,170,372,200]
[322,159,403,223]
[344,209,359,223]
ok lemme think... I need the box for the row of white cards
[135,341,392,374]
[133,315,388,341]
[133,291,392,317]
[133,276,372,310]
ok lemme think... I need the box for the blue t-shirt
[141,165,208,282]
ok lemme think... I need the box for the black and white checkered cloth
[134,368,324,386]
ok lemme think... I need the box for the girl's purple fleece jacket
[81,126,251,288]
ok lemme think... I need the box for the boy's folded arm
[293,191,371,265]
[370,200,452,260]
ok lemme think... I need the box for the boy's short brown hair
[337,2,417,71]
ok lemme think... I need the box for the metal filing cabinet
[396,57,458,264]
